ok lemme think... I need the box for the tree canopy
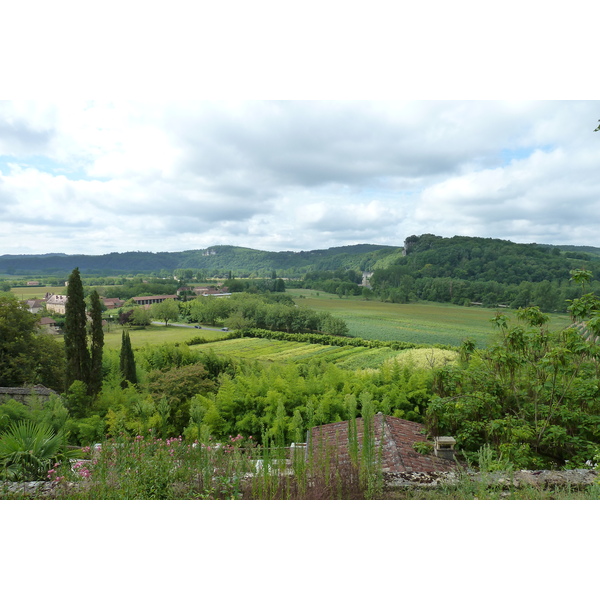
[0,297,64,389]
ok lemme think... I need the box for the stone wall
[384,469,599,490]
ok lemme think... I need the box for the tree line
[298,234,600,312]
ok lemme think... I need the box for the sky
[0,3,597,259]
[1,100,599,256]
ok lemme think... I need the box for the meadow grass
[104,324,228,350]
[11,286,66,300]
[49,323,229,350]
[287,289,572,347]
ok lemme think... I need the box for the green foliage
[131,306,151,327]
[475,443,515,472]
[146,363,217,433]
[187,360,437,445]
[0,400,30,433]
[0,420,80,481]
[64,268,91,390]
[360,234,600,312]
[88,290,104,396]
[413,441,433,455]
[119,330,137,387]
[0,296,65,389]
[427,303,600,468]
[71,414,106,447]
[188,293,349,335]
[151,299,180,326]
[65,380,92,420]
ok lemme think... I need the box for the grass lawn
[59,323,229,350]
[287,289,572,347]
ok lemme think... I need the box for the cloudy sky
[1,100,599,256]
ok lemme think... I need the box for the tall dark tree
[64,267,90,390]
[119,330,137,388]
[88,289,104,396]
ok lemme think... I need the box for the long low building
[131,294,179,306]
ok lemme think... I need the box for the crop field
[191,337,408,369]
[287,289,572,347]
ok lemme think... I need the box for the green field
[91,324,229,350]
[287,289,572,347]
[11,286,66,300]
[189,337,454,370]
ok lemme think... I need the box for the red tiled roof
[309,414,456,473]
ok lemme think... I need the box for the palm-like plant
[0,421,81,481]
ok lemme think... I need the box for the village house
[45,294,68,314]
[101,297,124,310]
[25,298,45,313]
[38,316,60,333]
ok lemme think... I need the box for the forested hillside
[0,244,398,277]
[299,234,600,313]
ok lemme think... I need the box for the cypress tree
[64,267,90,390]
[119,330,137,388]
[89,289,104,396]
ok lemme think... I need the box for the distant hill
[377,234,600,285]
[0,244,400,277]
[365,234,600,312]
[540,245,600,258]
[3,235,599,287]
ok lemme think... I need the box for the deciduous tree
[151,299,179,326]
[0,297,64,388]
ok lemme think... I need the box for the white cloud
[0,101,599,254]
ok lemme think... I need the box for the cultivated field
[189,337,456,370]
[287,289,572,347]
[11,286,66,300]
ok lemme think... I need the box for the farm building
[101,297,124,310]
[132,295,179,307]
